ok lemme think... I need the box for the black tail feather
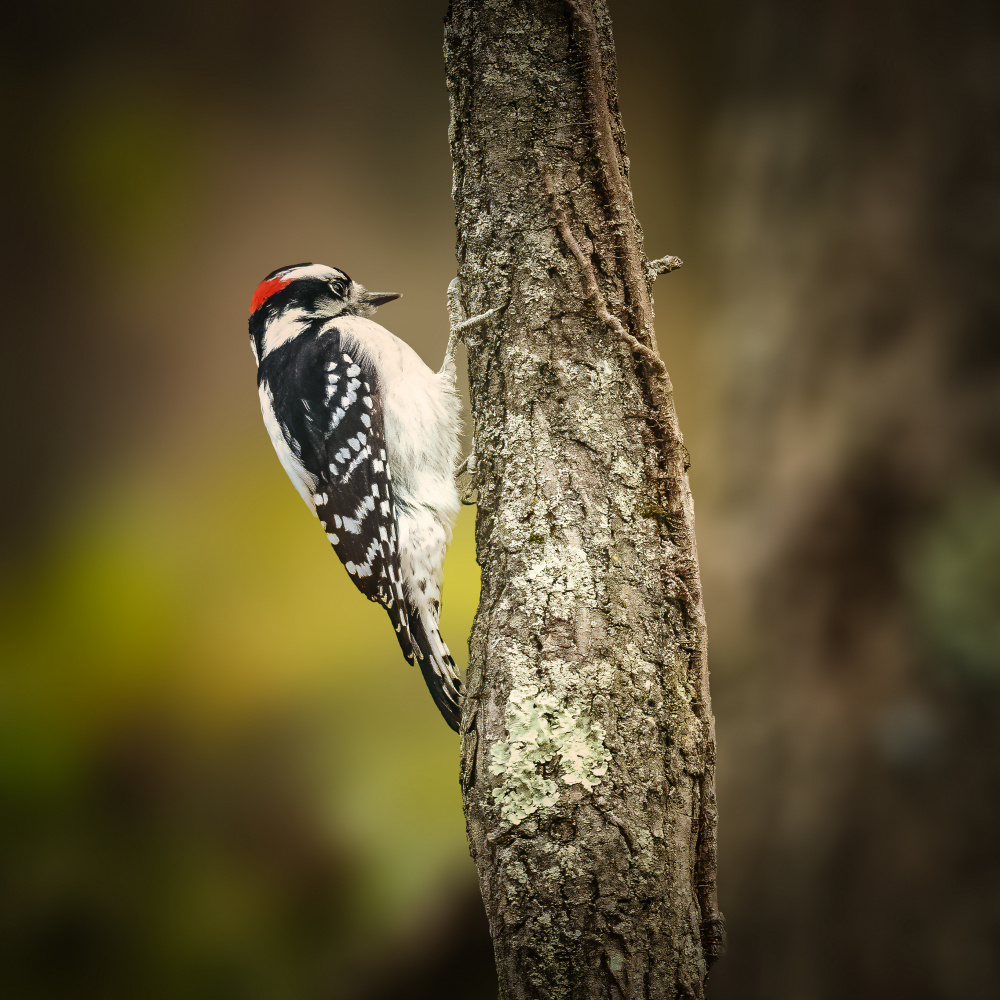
[387,598,415,665]
[407,609,462,733]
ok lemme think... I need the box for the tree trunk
[444,2,723,996]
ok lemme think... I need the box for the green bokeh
[0,432,483,996]
[907,481,1000,687]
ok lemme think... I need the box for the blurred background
[1,1,997,997]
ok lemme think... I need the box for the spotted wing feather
[309,343,413,659]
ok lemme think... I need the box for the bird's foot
[456,453,478,506]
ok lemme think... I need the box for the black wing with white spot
[311,340,413,659]
[259,325,413,662]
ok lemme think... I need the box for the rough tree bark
[444,2,723,997]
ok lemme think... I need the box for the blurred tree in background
[0,1,997,999]
[701,2,1000,996]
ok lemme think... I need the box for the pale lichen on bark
[445,1,723,996]
[489,680,610,825]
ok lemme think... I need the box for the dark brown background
[1,1,997,997]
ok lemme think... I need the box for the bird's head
[248,263,400,362]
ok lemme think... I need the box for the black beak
[364,291,401,308]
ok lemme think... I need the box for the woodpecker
[249,263,467,731]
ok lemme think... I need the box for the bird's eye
[330,280,347,297]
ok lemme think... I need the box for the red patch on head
[249,274,293,316]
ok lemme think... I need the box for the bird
[248,262,466,730]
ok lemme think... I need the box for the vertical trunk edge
[445,1,723,996]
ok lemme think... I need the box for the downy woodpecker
[249,263,465,730]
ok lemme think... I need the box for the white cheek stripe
[261,309,311,356]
